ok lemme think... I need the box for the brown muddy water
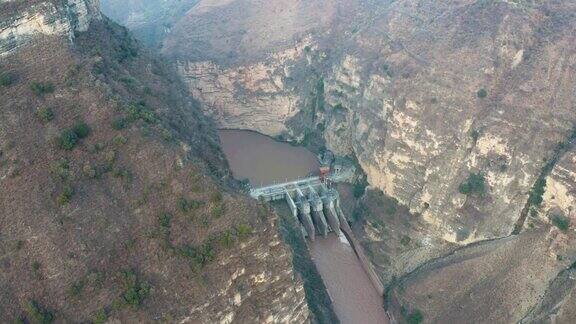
[218,129,389,324]
[219,130,320,186]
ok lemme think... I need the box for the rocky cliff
[164,0,576,245]
[0,1,308,323]
[145,0,576,322]
[0,0,101,56]
[387,142,576,323]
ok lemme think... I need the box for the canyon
[1,0,576,322]
[100,0,576,322]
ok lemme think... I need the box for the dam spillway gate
[250,176,349,241]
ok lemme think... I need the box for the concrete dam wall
[251,177,349,241]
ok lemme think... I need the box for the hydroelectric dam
[250,174,350,241]
[220,130,390,323]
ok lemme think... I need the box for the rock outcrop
[541,149,576,225]
[387,145,576,323]
[0,0,101,56]
[175,44,308,135]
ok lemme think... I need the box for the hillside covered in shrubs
[0,3,307,322]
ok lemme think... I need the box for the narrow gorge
[126,0,576,322]
[2,0,576,323]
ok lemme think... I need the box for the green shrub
[36,107,54,123]
[211,205,225,218]
[92,309,107,324]
[57,186,74,206]
[177,197,203,213]
[333,103,347,112]
[459,172,486,196]
[14,240,24,251]
[314,78,325,112]
[159,213,171,229]
[24,300,54,324]
[477,88,488,98]
[104,150,117,164]
[86,270,105,289]
[528,178,546,206]
[160,128,173,141]
[219,230,235,248]
[119,76,136,86]
[384,200,398,215]
[50,159,70,181]
[72,122,90,139]
[143,86,153,95]
[551,214,570,232]
[82,164,96,178]
[179,242,215,269]
[68,280,85,298]
[30,82,55,95]
[116,270,150,308]
[58,122,90,150]
[117,40,138,62]
[58,130,78,150]
[470,129,480,142]
[88,143,105,153]
[236,224,253,239]
[352,205,366,222]
[0,70,14,87]
[112,117,128,130]
[139,109,157,124]
[112,167,132,181]
[400,235,411,246]
[113,135,128,146]
[198,215,210,228]
[353,182,367,198]
[210,191,223,203]
[31,261,42,279]
[127,102,157,124]
[407,309,423,324]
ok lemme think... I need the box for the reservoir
[219,129,389,324]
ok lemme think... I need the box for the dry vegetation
[0,18,299,323]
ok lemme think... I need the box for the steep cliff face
[387,144,576,323]
[163,0,576,244]
[328,0,576,245]
[161,0,364,136]
[518,146,576,324]
[0,0,101,56]
[0,2,308,323]
[175,42,310,135]
[541,148,576,224]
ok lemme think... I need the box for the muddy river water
[219,130,389,324]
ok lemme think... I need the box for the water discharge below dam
[219,130,389,324]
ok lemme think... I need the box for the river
[219,129,389,324]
